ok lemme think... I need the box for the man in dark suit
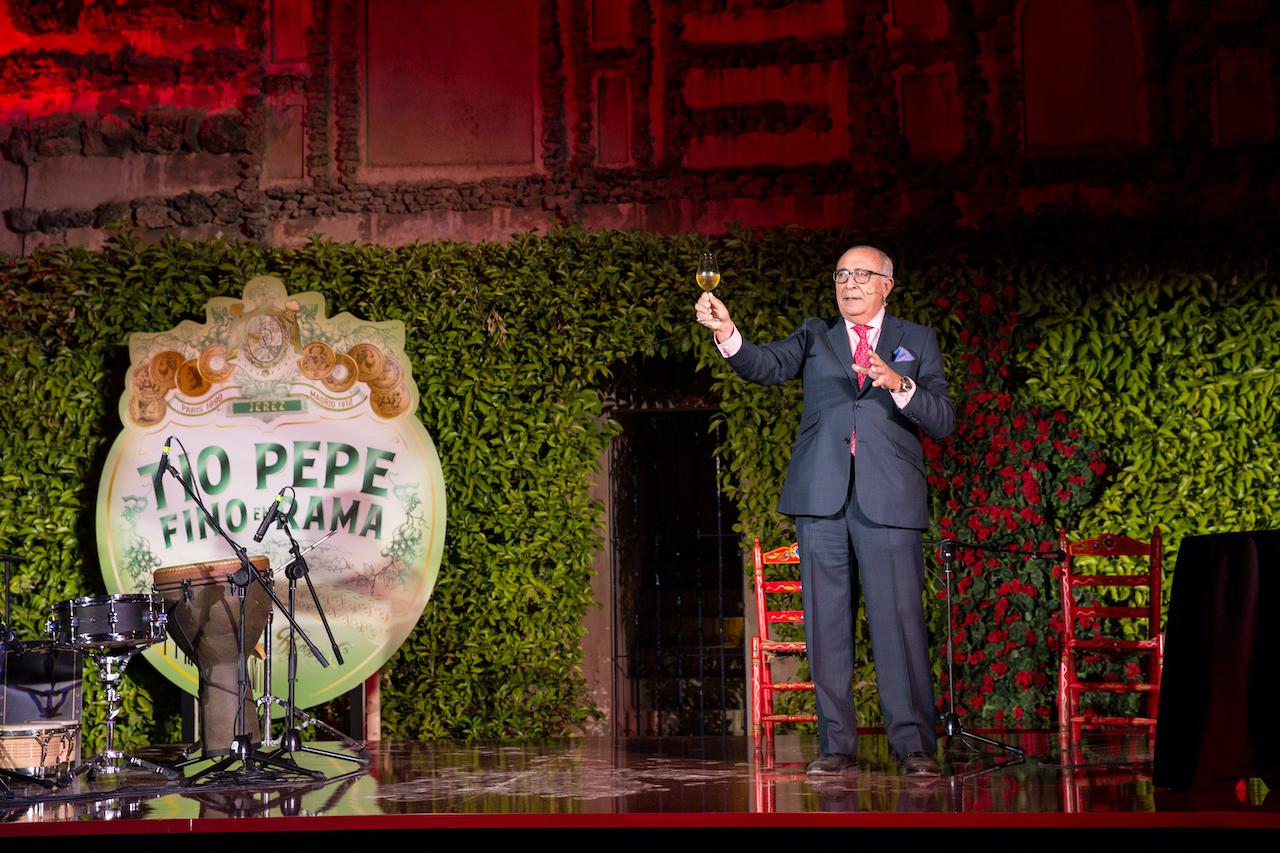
[696,245,954,776]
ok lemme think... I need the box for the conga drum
[152,556,272,755]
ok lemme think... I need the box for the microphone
[253,489,288,542]
[158,436,174,474]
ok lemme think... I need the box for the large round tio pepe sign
[96,276,446,708]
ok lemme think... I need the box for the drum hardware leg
[0,766,59,793]
[171,744,207,769]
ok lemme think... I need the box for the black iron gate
[610,408,743,736]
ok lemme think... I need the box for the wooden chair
[750,538,816,758]
[1056,527,1164,742]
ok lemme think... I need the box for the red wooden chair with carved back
[750,538,816,760]
[1055,527,1164,743]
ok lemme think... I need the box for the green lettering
[226,499,248,533]
[159,514,178,549]
[293,441,321,488]
[362,449,396,497]
[359,503,383,539]
[256,443,287,489]
[332,497,360,532]
[325,443,359,489]
[198,446,231,495]
[302,495,325,529]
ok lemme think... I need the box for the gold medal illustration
[346,343,385,383]
[300,341,337,380]
[370,384,410,418]
[128,395,165,426]
[175,359,212,397]
[323,353,359,394]
[368,354,403,390]
[198,344,235,382]
[149,351,184,390]
[131,362,166,402]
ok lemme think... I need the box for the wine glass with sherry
[696,252,720,293]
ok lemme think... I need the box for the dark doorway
[608,358,743,736]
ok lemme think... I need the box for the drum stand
[66,651,181,782]
[257,521,368,769]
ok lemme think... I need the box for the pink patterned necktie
[851,324,872,456]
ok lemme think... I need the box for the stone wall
[2,0,1278,256]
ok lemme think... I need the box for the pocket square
[892,346,916,362]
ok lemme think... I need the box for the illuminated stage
[1,732,1276,835]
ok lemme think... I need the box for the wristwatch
[896,376,914,394]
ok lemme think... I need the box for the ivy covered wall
[2,217,1276,743]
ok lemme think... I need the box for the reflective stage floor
[1,732,1277,835]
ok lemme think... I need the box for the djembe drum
[152,556,273,755]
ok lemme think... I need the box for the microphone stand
[924,536,1062,772]
[258,518,369,769]
[156,441,328,783]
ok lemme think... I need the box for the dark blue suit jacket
[726,314,955,527]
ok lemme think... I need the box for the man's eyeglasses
[833,268,891,285]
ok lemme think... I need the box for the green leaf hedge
[1,218,1275,742]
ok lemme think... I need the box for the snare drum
[47,594,166,652]
[0,721,80,778]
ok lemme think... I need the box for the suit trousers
[795,460,937,759]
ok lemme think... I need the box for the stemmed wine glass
[696,252,720,293]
